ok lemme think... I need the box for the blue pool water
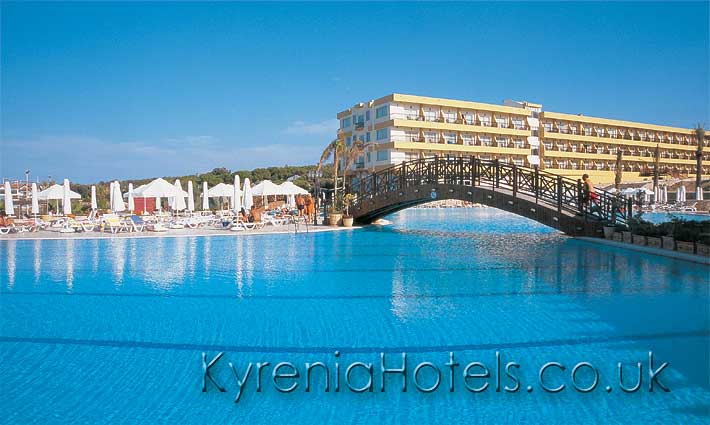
[1,209,708,424]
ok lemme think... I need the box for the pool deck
[0,224,362,241]
[577,237,710,265]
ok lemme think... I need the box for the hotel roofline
[337,93,696,134]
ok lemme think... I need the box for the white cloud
[282,119,339,136]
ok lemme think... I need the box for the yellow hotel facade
[337,93,709,184]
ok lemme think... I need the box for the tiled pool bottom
[1,209,708,424]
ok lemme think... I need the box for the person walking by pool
[295,195,305,216]
[304,195,314,221]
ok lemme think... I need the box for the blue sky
[1,1,708,183]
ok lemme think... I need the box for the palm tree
[694,124,705,199]
[341,140,373,193]
[317,137,344,199]
[614,149,623,191]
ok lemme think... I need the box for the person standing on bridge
[582,174,598,212]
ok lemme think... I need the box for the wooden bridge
[348,157,632,237]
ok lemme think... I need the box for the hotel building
[337,93,709,184]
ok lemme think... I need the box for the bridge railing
[349,156,632,225]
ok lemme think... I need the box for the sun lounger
[237,219,265,230]
[102,216,128,234]
[148,222,168,232]
[69,218,97,232]
[127,216,146,232]
[0,223,17,234]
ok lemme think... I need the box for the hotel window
[480,136,492,146]
[513,158,524,166]
[366,111,370,121]
[444,133,456,144]
[366,132,371,142]
[375,105,389,119]
[543,122,552,132]
[512,118,524,129]
[463,113,475,125]
[376,150,389,161]
[346,136,352,147]
[571,144,578,152]
[341,117,352,128]
[544,159,552,168]
[462,134,474,146]
[583,126,592,136]
[513,139,525,148]
[366,152,371,162]
[424,131,438,143]
[496,116,508,127]
[443,111,456,123]
[544,141,553,150]
[496,137,507,147]
[376,128,389,141]
[404,130,418,142]
[356,115,364,124]
[480,114,491,126]
[358,135,364,142]
[424,110,437,121]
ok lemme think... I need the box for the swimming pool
[1,209,708,424]
[640,211,709,224]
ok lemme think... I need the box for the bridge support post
[512,165,518,198]
[434,155,439,184]
[459,156,464,186]
[556,175,563,213]
[400,161,406,191]
[627,198,633,220]
[471,156,477,187]
[494,159,500,189]
[534,166,539,203]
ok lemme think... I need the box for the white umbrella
[207,183,234,197]
[3,181,14,216]
[112,181,126,212]
[243,178,253,211]
[133,178,187,198]
[132,178,187,213]
[279,181,309,195]
[62,179,72,215]
[202,182,209,210]
[31,183,39,215]
[233,175,241,213]
[662,186,668,204]
[187,181,195,212]
[127,183,135,212]
[109,181,115,211]
[90,186,97,211]
[251,180,286,196]
[172,179,186,212]
[38,184,81,200]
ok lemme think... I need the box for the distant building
[337,93,709,184]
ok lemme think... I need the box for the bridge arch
[348,157,631,237]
